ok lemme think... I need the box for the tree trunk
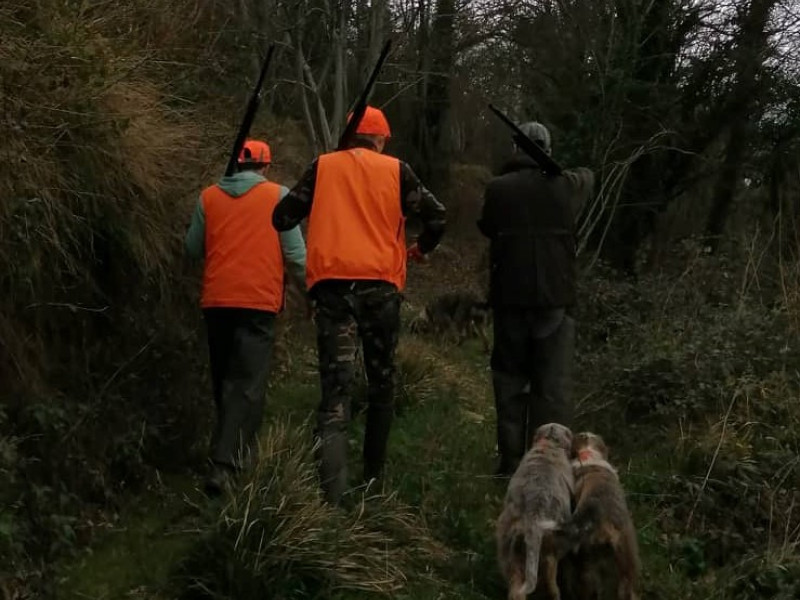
[413,0,456,193]
[705,123,747,246]
[367,0,388,70]
[292,30,321,155]
[703,0,776,250]
[331,1,349,143]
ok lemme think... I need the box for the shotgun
[224,44,277,176]
[336,40,392,151]
[488,104,563,177]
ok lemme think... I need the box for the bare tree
[704,0,779,248]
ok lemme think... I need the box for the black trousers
[204,307,276,470]
[311,280,401,505]
[490,308,575,472]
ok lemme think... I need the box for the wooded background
[3,0,800,596]
[216,0,800,269]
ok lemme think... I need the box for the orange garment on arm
[306,148,406,290]
[201,181,285,311]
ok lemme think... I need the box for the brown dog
[496,423,575,600]
[409,291,491,351]
[557,432,640,600]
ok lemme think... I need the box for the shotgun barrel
[336,40,392,151]
[224,44,277,176]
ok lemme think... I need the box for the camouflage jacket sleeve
[561,167,595,220]
[272,160,318,232]
[399,161,446,254]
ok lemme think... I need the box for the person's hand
[407,243,425,263]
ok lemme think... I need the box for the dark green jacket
[478,156,593,309]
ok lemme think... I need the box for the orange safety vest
[306,148,406,290]
[201,181,285,311]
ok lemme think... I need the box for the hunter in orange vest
[186,139,307,496]
[273,106,446,505]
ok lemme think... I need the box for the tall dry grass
[0,0,248,583]
[1,0,205,383]
[182,420,448,598]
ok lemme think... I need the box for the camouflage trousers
[311,280,401,505]
[204,307,275,471]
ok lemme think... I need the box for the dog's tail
[516,518,557,597]
[550,503,600,556]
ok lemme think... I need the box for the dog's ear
[594,434,609,459]
[571,432,589,454]
[548,424,572,451]
[581,432,609,459]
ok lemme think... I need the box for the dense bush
[574,242,800,596]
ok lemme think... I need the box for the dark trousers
[311,280,401,505]
[490,308,575,473]
[204,307,276,470]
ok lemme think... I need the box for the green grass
[53,335,502,599]
[54,476,203,599]
[55,300,800,599]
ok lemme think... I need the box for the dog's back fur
[497,423,574,600]
[557,433,640,600]
[409,291,491,350]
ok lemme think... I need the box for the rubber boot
[363,397,393,483]
[316,424,349,506]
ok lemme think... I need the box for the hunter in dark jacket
[478,121,594,477]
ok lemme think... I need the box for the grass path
[56,321,737,599]
[50,248,800,599]
[54,329,506,599]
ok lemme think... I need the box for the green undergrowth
[54,246,800,599]
[572,251,800,599]
[54,327,503,599]
[54,475,202,600]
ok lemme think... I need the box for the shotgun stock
[488,104,563,177]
